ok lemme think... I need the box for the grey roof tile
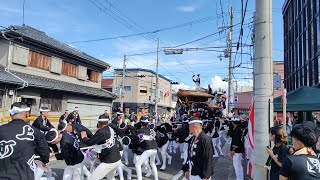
[5,25,109,69]
[0,67,116,99]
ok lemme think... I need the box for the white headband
[60,121,68,131]
[188,120,203,124]
[97,117,110,122]
[47,129,59,143]
[9,106,30,115]
[39,108,50,112]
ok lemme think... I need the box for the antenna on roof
[22,0,26,25]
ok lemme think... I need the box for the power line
[103,0,154,39]
[88,0,152,41]
[66,16,219,43]
[158,63,182,82]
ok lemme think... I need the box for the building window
[310,60,314,85]
[62,61,78,77]
[139,86,147,96]
[40,91,62,112]
[87,69,99,82]
[0,93,2,108]
[318,56,320,83]
[124,86,132,92]
[160,91,163,100]
[28,50,51,70]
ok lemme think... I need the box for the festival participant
[182,118,214,180]
[46,129,84,180]
[112,112,124,126]
[119,122,130,165]
[178,118,190,164]
[115,122,132,180]
[32,107,54,133]
[59,109,69,123]
[123,128,152,177]
[99,110,110,119]
[211,123,223,157]
[81,116,121,180]
[129,112,137,126]
[154,125,172,170]
[67,107,82,125]
[135,116,159,180]
[59,121,93,141]
[169,123,179,154]
[0,102,49,180]
[192,74,201,90]
[229,117,245,180]
[58,121,93,178]
[32,107,58,153]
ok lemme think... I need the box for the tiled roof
[114,68,172,82]
[102,79,113,89]
[0,67,116,99]
[3,25,109,69]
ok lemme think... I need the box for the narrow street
[48,140,237,180]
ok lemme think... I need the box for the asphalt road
[45,140,238,180]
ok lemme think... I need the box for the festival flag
[247,101,254,179]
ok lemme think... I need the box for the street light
[164,48,183,55]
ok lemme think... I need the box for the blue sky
[0,0,284,91]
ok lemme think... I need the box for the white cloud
[236,79,253,92]
[177,6,196,13]
[210,76,228,92]
[172,83,191,92]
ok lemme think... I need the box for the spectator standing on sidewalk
[279,125,320,180]
[266,126,289,180]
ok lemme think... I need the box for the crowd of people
[266,117,320,180]
[0,101,320,180]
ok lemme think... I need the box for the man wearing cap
[0,102,49,180]
[46,128,84,179]
[32,107,58,153]
[182,118,214,180]
[229,117,245,180]
[59,110,69,123]
[80,115,122,180]
[67,107,82,125]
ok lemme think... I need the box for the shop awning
[274,86,320,112]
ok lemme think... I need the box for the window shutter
[50,57,62,74]
[78,66,87,80]
[12,45,29,66]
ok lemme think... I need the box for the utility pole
[227,7,234,115]
[155,38,160,120]
[120,54,127,111]
[253,0,273,179]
